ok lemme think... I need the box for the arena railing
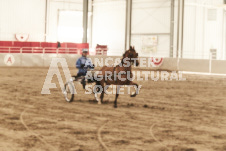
[0,47,81,54]
[0,46,109,55]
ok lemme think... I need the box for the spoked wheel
[64,81,75,102]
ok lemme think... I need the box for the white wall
[130,0,225,59]
[131,0,171,57]
[0,0,46,41]
[46,0,83,42]
[0,0,225,60]
[0,0,87,42]
[182,0,224,60]
[92,0,126,56]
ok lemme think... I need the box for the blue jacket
[76,56,94,76]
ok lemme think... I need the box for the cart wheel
[64,81,75,102]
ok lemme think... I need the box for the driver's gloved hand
[81,64,85,68]
[87,64,95,69]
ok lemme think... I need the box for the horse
[95,46,140,108]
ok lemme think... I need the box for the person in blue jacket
[76,49,94,89]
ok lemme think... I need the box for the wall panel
[92,0,126,56]
[131,0,171,57]
[183,0,224,60]
[0,0,45,41]
[46,0,83,42]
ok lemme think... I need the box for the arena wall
[211,60,226,74]
[1,53,226,74]
[179,59,209,73]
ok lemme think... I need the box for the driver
[76,49,94,89]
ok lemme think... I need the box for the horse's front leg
[129,82,140,97]
[100,91,104,104]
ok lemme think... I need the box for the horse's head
[123,46,139,66]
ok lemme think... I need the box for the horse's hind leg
[95,80,101,92]
[100,80,105,104]
[114,93,119,108]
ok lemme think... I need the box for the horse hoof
[130,94,136,97]
[98,102,101,105]
[114,105,117,108]
[130,92,137,97]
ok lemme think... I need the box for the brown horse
[96,46,140,108]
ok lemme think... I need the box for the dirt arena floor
[0,67,226,151]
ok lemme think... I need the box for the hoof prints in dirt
[143,104,148,108]
[127,103,135,107]
[172,146,197,151]
[113,139,130,145]
[1,68,226,151]
[17,135,40,149]
[142,104,165,110]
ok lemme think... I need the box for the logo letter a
[41,58,74,94]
